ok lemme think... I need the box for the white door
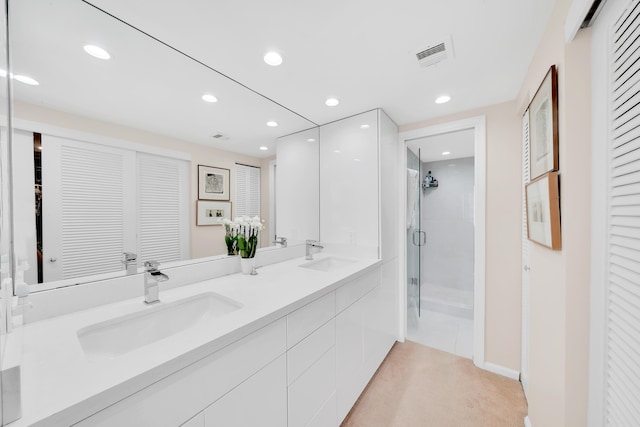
[521,111,531,398]
[41,135,136,283]
[590,0,640,424]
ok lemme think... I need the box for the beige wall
[515,0,592,425]
[14,101,272,259]
[403,0,593,424]
[401,101,523,371]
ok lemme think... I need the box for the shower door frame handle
[412,230,426,246]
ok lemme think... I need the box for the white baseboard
[482,361,520,380]
[524,415,532,427]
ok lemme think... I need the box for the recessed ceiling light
[360,124,370,129]
[266,121,278,127]
[325,98,339,107]
[259,146,269,151]
[83,44,110,60]
[307,138,316,142]
[202,94,218,103]
[14,75,39,86]
[435,95,451,104]
[442,151,451,155]
[264,52,283,66]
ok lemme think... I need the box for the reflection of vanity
[14,254,394,426]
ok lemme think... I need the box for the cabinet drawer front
[288,318,335,385]
[287,292,335,348]
[288,346,336,427]
[74,319,286,427]
[335,269,380,313]
[204,355,287,427]
[307,392,337,427]
[181,413,205,427]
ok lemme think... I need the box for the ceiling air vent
[211,132,229,141]
[415,36,454,68]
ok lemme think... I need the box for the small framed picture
[198,165,230,201]
[197,201,231,226]
[528,65,559,180]
[525,171,561,250]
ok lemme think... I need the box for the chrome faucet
[273,236,288,247]
[143,260,168,305]
[122,252,138,275]
[305,240,324,260]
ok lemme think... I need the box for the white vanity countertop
[12,254,381,427]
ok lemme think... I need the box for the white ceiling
[407,129,475,163]
[11,0,557,158]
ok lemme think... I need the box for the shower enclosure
[407,148,423,322]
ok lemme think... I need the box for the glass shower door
[407,148,423,321]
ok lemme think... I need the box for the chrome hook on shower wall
[422,171,438,191]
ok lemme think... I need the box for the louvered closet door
[521,111,531,399]
[41,135,136,283]
[137,152,190,264]
[606,1,640,424]
[235,164,261,218]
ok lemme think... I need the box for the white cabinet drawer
[288,346,336,427]
[307,392,337,427]
[287,292,335,349]
[288,318,335,385]
[204,355,287,427]
[75,319,286,427]
[181,413,205,427]
[335,269,380,313]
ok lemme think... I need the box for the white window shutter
[137,153,190,264]
[235,164,261,218]
[606,2,640,424]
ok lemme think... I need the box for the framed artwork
[525,171,561,250]
[196,200,231,226]
[528,65,559,180]
[198,165,230,201]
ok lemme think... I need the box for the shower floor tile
[407,309,474,359]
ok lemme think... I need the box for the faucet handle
[144,260,160,271]
[123,252,137,262]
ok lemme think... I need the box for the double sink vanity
[13,251,396,426]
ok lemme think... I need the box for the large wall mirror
[7,0,320,292]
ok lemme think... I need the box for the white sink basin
[77,292,242,361]
[299,256,356,272]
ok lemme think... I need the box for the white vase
[240,257,255,275]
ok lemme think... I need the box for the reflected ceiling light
[259,146,269,151]
[14,75,39,86]
[83,44,111,60]
[307,138,316,142]
[325,98,339,107]
[266,121,278,127]
[333,150,341,153]
[442,151,451,155]
[0,69,7,77]
[202,94,218,103]
[354,158,361,162]
[435,95,451,104]
[360,124,370,129]
[264,52,283,66]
